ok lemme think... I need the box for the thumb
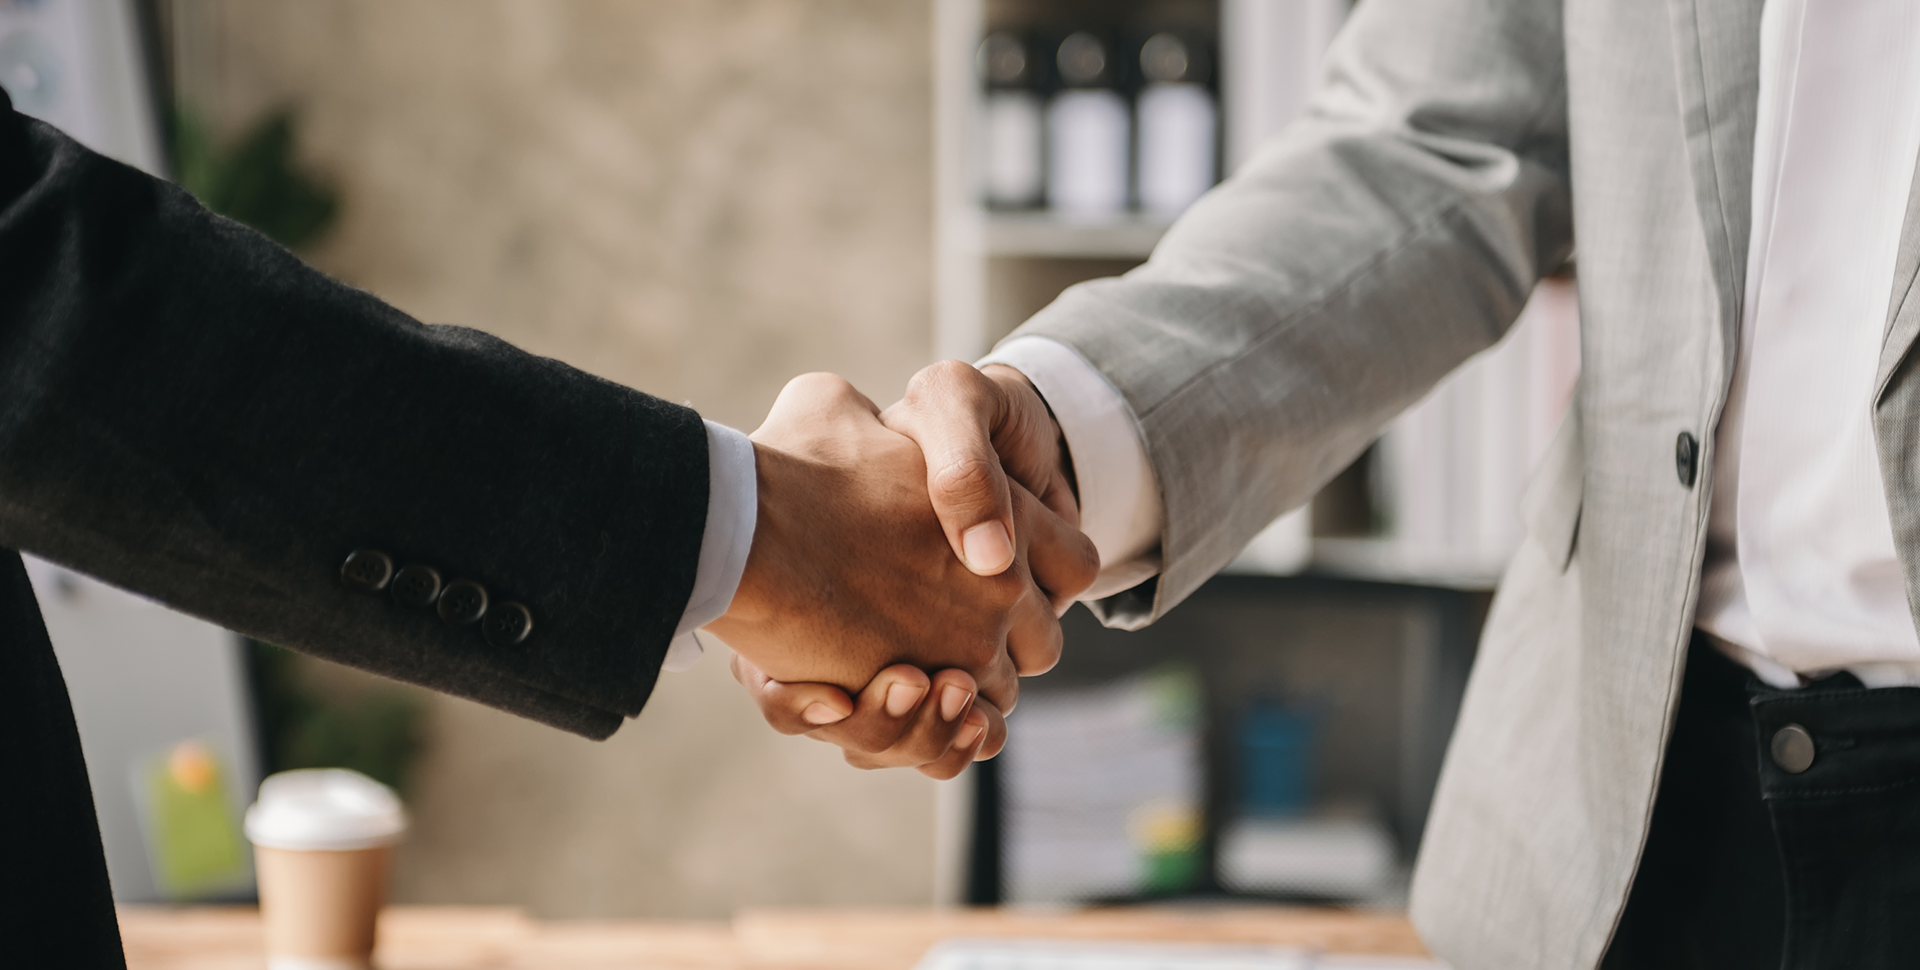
[884,360,1017,576]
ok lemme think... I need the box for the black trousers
[1602,633,1920,969]
[0,552,126,968]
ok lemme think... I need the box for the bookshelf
[935,0,1343,358]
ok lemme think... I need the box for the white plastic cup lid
[244,769,408,851]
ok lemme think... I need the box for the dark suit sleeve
[0,94,709,740]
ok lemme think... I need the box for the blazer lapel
[1664,0,1764,358]
[1876,159,1920,396]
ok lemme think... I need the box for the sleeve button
[390,565,443,608]
[340,549,394,593]
[437,579,489,627]
[483,602,534,647]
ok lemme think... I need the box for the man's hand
[727,362,1090,777]
[704,373,1098,713]
[881,361,1078,584]
[729,653,1005,780]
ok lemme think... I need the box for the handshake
[705,360,1100,780]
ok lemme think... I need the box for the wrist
[707,441,790,648]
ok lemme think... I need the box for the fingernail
[955,718,985,751]
[802,703,845,725]
[962,522,1014,573]
[940,684,973,722]
[885,682,925,718]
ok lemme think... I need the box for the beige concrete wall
[170,0,941,917]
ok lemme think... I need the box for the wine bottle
[1136,32,1218,218]
[978,32,1044,209]
[1047,31,1130,220]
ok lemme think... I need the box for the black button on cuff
[341,549,394,593]
[390,564,443,608]
[1675,431,1700,488]
[483,602,534,647]
[1771,723,1815,773]
[437,579,489,627]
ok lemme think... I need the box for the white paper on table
[913,938,1448,970]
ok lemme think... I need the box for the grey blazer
[1006,0,1920,965]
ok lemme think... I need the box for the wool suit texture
[0,90,711,966]
[1004,0,1920,964]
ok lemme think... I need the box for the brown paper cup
[245,770,408,970]
[255,844,391,969]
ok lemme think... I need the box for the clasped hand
[706,363,1088,779]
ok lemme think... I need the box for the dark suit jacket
[0,90,711,965]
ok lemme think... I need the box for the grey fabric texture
[0,94,711,742]
[1875,142,1920,633]
[989,0,1885,966]
[1024,0,1575,628]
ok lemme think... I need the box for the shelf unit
[929,0,1353,906]
[934,0,1344,362]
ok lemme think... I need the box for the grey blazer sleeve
[1009,0,1575,628]
[0,94,709,740]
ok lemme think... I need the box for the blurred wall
[167,0,939,917]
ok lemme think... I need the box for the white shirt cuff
[664,420,757,672]
[979,336,1164,601]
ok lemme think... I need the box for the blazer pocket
[1519,410,1584,572]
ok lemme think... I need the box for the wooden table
[119,905,1427,969]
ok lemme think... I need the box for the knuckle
[788,371,860,406]
[932,454,1001,503]
[1072,536,1101,584]
[903,730,952,765]
[909,360,993,407]
[924,358,980,388]
[904,362,947,398]
[786,371,840,393]
[846,730,892,755]
[1037,536,1102,603]
[965,639,1000,673]
[991,678,1020,715]
[1018,645,1062,677]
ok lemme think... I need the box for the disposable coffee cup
[245,769,408,970]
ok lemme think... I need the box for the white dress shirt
[1697,0,1920,687]
[663,420,757,672]
[978,338,1165,600]
[690,0,1920,687]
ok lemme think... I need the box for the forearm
[1005,0,1574,624]
[0,103,708,738]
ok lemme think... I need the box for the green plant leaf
[168,104,339,251]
